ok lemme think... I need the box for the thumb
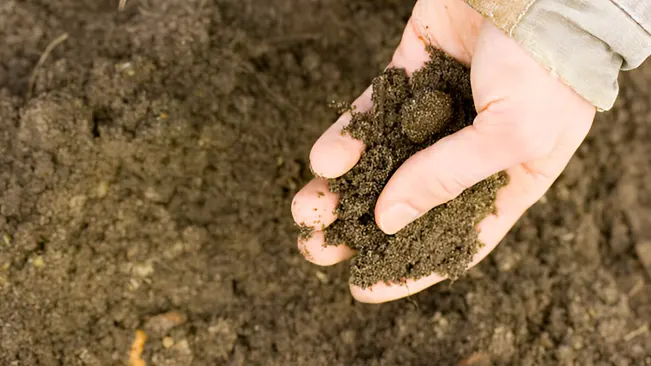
[375,104,555,235]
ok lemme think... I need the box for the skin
[291,0,596,303]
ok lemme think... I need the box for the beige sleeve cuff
[466,0,651,111]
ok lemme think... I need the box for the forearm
[465,0,651,111]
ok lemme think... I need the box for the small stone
[162,337,174,349]
[207,318,237,360]
[128,278,140,290]
[32,256,45,268]
[598,286,620,305]
[144,311,186,337]
[132,262,154,277]
[495,247,521,272]
[571,335,584,350]
[143,186,174,203]
[152,339,194,365]
[208,318,231,334]
[458,352,491,366]
[490,326,515,360]
[635,241,651,276]
[78,348,101,365]
[69,195,88,215]
[144,187,162,202]
[340,329,356,345]
[97,181,109,198]
[315,270,328,284]
[539,332,554,349]
[556,345,575,363]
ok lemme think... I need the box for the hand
[292,0,596,303]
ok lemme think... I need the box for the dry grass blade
[624,324,649,342]
[119,0,128,11]
[27,32,69,99]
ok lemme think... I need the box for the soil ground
[1,0,651,365]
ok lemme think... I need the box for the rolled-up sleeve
[465,0,651,111]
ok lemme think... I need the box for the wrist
[464,0,651,111]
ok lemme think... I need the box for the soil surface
[326,52,507,288]
[1,1,651,365]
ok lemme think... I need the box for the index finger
[309,86,370,178]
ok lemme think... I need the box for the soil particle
[144,312,186,338]
[298,224,315,240]
[458,352,491,366]
[162,337,174,349]
[325,49,507,288]
[151,339,193,366]
[635,241,651,277]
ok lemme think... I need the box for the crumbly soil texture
[1,1,651,365]
[326,50,508,288]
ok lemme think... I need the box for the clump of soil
[325,49,508,288]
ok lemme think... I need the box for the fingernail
[379,203,421,235]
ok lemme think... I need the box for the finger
[309,87,370,178]
[298,231,355,266]
[349,271,444,304]
[351,113,594,303]
[291,178,338,229]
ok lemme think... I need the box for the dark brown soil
[326,52,507,288]
[1,1,651,365]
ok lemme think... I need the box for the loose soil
[326,52,507,288]
[1,1,651,365]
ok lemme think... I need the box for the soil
[1,0,650,365]
[326,52,508,288]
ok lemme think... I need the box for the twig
[628,277,644,298]
[129,329,147,366]
[119,0,128,11]
[27,33,69,99]
[624,324,649,342]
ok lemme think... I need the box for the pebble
[162,337,174,349]
[315,270,328,284]
[32,256,45,268]
[132,262,154,277]
[144,311,186,336]
[635,241,651,276]
[97,181,109,198]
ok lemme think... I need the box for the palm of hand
[292,0,595,303]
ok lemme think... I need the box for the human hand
[292,0,596,303]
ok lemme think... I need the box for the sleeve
[464,0,651,111]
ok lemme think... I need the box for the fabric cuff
[466,0,651,111]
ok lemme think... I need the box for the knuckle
[423,170,466,203]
